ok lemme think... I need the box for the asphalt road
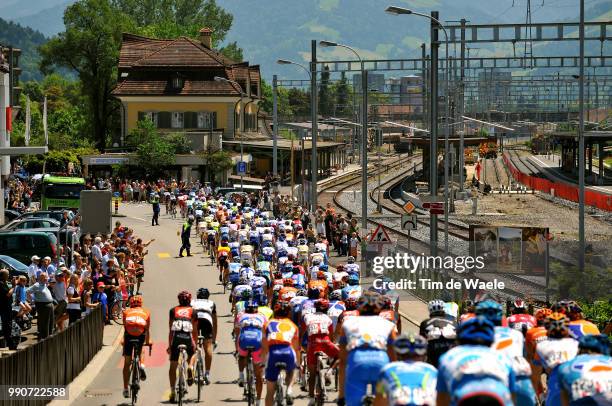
[70,202,426,405]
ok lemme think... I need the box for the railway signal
[401,214,418,231]
[423,202,444,215]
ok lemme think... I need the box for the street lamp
[214,76,248,191]
[386,5,452,255]
[319,40,369,243]
[276,59,312,204]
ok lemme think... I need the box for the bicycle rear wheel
[196,358,203,402]
[131,356,140,405]
[246,359,255,405]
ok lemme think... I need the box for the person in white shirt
[28,255,41,284]
[91,237,103,263]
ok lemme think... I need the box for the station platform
[528,155,612,196]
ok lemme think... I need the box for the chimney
[199,27,213,49]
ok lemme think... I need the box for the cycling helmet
[258,296,269,306]
[197,288,210,299]
[283,278,294,287]
[242,259,251,267]
[187,215,195,223]
[319,263,329,272]
[566,301,583,320]
[475,300,504,326]
[329,290,342,301]
[312,258,322,266]
[428,299,446,316]
[239,276,249,285]
[392,333,427,356]
[578,334,611,356]
[512,299,526,312]
[273,301,291,317]
[296,289,308,297]
[552,300,570,314]
[336,264,344,272]
[347,256,355,264]
[535,308,552,325]
[358,291,382,315]
[345,297,358,310]
[457,316,495,345]
[240,289,252,301]
[317,271,326,280]
[381,295,393,310]
[315,299,330,313]
[129,295,143,307]
[245,300,258,314]
[545,312,570,337]
[348,274,359,286]
[273,271,283,279]
[178,290,192,306]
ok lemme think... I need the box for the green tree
[318,65,333,116]
[332,72,352,117]
[203,150,233,182]
[129,120,176,177]
[113,0,241,57]
[260,80,294,118]
[287,88,310,118]
[39,0,134,150]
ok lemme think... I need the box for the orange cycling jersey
[459,312,476,323]
[526,326,547,352]
[379,309,396,323]
[308,280,328,295]
[124,307,151,336]
[278,286,298,301]
[265,318,298,345]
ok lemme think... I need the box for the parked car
[20,227,80,246]
[4,209,21,223]
[0,255,29,279]
[0,232,57,264]
[16,210,66,222]
[1,218,61,231]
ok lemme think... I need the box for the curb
[49,324,124,406]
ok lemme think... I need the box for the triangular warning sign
[369,224,392,243]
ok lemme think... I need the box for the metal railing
[0,306,104,405]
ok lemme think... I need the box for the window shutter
[212,112,217,129]
[185,112,196,129]
[138,112,145,122]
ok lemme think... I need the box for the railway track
[495,157,511,186]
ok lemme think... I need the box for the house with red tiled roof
[113,28,261,151]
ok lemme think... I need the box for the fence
[0,307,104,406]
[503,152,612,212]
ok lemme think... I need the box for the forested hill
[0,17,47,81]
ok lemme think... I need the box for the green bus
[40,175,86,210]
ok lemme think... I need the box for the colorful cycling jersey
[344,263,360,274]
[262,246,275,260]
[493,326,525,358]
[444,302,459,320]
[327,301,346,330]
[250,275,267,290]
[124,307,150,336]
[535,337,579,406]
[303,312,333,336]
[341,315,396,352]
[239,267,255,280]
[557,353,612,405]
[236,312,267,330]
[217,246,230,257]
[258,306,273,320]
[376,361,438,406]
[568,319,600,339]
[170,306,195,339]
[308,279,328,295]
[291,273,306,289]
[191,299,215,324]
[278,286,298,301]
[341,285,362,300]
[507,313,537,332]
[436,345,516,406]
[232,284,253,299]
[525,326,548,353]
[286,247,298,257]
[265,317,299,345]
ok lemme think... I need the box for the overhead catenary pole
[429,11,440,256]
[578,0,586,290]
[310,40,318,211]
[361,68,369,241]
[459,18,466,192]
[272,74,278,177]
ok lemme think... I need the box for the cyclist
[337,291,397,406]
[121,295,151,399]
[344,256,359,275]
[235,300,267,405]
[262,301,301,406]
[191,288,217,385]
[302,299,339,405]
[558,334,612,406]
[374,333,437,406]
[436,316,516,406]
[507,299,537,336]
[476,300,536,406]
[419,300,457,368]
[168,291,199,403]
[525,308,551,367]
[565,301,600,339]
[533,312,579,406]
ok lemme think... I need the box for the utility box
[80,190,112,235]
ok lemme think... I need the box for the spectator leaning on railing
[27,273,55,340]
[0,269,16,349]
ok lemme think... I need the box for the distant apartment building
[478,69,512,111]
[385,75,423,112]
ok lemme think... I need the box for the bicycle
[244,348,256,406]
[299,350,308,392]
[313,351,327,405]
[361,382,375,406]
[274,361,288,406]
[176,344,189,406]
[194,336,206,402]
[128,339,152,405]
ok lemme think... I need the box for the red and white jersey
[303,312,333,336]
[507,313,537,332]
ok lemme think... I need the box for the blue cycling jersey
[376,361,438,406]
[557,353,612,405]
[437,345,516,406]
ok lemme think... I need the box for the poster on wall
[470,226,499,272]
[522,227,548,275]
[498,227,523,274]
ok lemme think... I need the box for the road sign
[419,195,445,203]
[401,214,418,231]
[237,161,247,175]
[403,201,416,214]
[423,202,444,215]
[369,224,392,243]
